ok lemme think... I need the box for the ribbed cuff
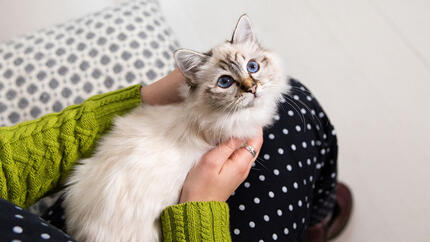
[85,84,142,132]
[161,201,231,242]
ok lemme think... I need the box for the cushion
[0,0,179,127]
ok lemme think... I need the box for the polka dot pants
[0,78,337,242]
[0,197,74,242]
[227,78,338,241]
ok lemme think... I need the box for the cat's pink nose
[247,85,257,95]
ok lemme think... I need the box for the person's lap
[0,78,338,242]
[227,77,338,241]
[0,197,74,242]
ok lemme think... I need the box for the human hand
[140,69,185,105]
[179,128,264,203]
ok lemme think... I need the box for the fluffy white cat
[64,14,289,242]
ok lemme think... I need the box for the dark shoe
[305,216,329,242]
[326,182,353,240]
[305,182,353,242]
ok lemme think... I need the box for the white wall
[1,0,430,241]
[158,1,430,241]
[0,0,118,41]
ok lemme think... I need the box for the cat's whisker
[290,86,312,95]
[284,95,307,130]
[216,100,238,144]
[285,94,307,131]
[272,93,299,126]
[225,100,241,143]
[255,157,269,171]
[276,97,289,116]
[288,96,325,130]
[289,90,312,99]
[251,167,262,171]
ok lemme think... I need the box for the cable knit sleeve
[0,84,142,208]
[161,201,232,242]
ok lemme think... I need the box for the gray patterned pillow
[0,0,179,127]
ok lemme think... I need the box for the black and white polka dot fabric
[0,198,75,242]
[227,78,338,242]
[0,0,179,127]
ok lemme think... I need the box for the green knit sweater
[0,84,231,241]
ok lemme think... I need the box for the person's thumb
[199,138,243,172]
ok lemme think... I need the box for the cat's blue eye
[217,75,234,88]
[247,60,259,73]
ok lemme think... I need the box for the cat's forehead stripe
[228,60,241,74]
[219,59,241,78]
[218,63,227,71]
[262,56,269,64]
[226,54,243,76]
[219,60,229,70]
[232,51,246,60]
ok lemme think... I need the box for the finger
[231,127,263,162]
[222,128,264,176]
[246,128,264,170]
[199,138,243,171]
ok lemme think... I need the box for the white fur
[64,15,289,242]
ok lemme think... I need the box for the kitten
[64,14,289,242]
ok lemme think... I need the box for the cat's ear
[174,49,207,81]
[231,14,256,44]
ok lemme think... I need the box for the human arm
[0,68,187,208]
[0,85,143,208]
[140,69,185,105]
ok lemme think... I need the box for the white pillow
[0,0,179,126]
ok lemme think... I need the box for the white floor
[1,0,430,241]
